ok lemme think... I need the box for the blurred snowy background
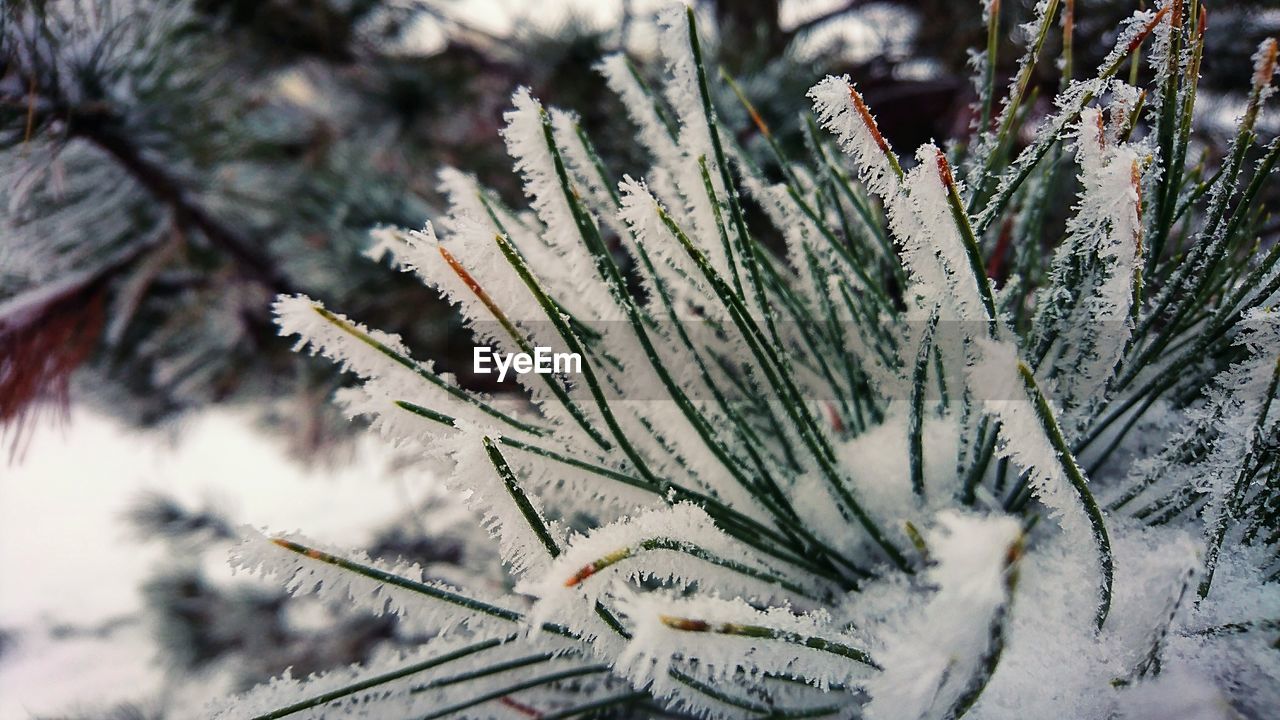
[1,410,408,717]
[2,0,1274,717]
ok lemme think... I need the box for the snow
[0,409,408,719]
[967,340,1089,540]
[865,511,1022,720]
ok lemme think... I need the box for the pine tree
[6,0,1270,455]
[216,2,1280,718]
[0,0,630,450]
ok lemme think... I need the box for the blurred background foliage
[2,0,1274,456]
[1,1,1276,717]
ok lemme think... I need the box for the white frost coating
[275,292,524,440]
[502,88,623,321]
[615,393,767,518]
[436,166,570,290]
[275,293,411,379]
[734,151,862,324]
[229,527,513,639]
[865,511,1022,720]
[374,219,541,329]
[826,274,905,392]
[596,53,689,225]
[1111,670,1235,720]
[434,422,566,578]
[655,5,709,162]
[615,589,876,699]
[1194,311,1280,534]
[617,175,719,318]
[1103,528,1199,671]
[1036,107,1143,421]
[652,4,736,281]
[888,170,950,320]
[1109,320,1280,535]
[368,222,596,446]
[224,3,1280,717]
[435,166,561,280]
[1173,543,1280,717]
[836,414,961,527]
[369,224,470,314]
[524,503,814,643]
[1142,1,1178,119]
[1105,81,1143,144]
[549,108,629,240]
[207,643,445,719]
[1253,38,1278,106]
[968,525,1214,719]
[435,166,493,233]
[597,54,682,176]
[966,339,1091,543]
[498,430,660,518]
[810,78,972,329]
[433,167,602,345]
[901,144,992,325]
[379,225,488,330]
[211,635,598,720]
[808,75,902,202]
[1073,110,1142,324]
[333,382,453,452]
[975,7,1161,234]
[336,380,659,551]
[614,183,771,475]
[965,0,1056,184]
[926,512,1022,616]
[809,76,970,341]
